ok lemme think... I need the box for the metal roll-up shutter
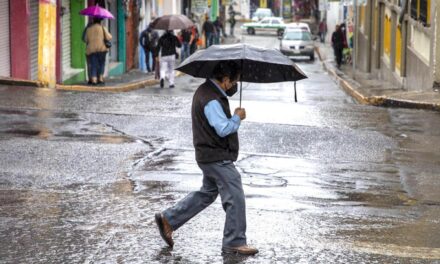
[0,0,11,77]
[61,0,71,80]
[30,0,39,80]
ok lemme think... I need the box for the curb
[57,70,186,92]
[0,71,188,93]
[56,78,159,92]
[315,46,380,105]
[381,97,440,111]
[0,78,43,87]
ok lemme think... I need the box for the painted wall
[70,0,86,70]
[118,0,126,72]
[10,0,30,79]
[38,0,57,88]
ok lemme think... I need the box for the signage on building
[192,0,208,15]
[283,0,292,18]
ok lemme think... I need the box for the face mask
[226,83,238,97]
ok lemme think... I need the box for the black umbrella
[176,43,307,104]
[150,14,194,30]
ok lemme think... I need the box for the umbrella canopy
[176,43,307,104]
[150,14,194,30]
[176,43,307,83]
[79,5,114,19]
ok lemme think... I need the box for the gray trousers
[163,160,247,247]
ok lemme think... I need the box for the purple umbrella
[79,5,114,19]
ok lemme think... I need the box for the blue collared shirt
[204,79,241,138]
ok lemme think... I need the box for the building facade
[354,0,438,92]
[0,0,182,87]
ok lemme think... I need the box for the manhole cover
[242,174,287,187]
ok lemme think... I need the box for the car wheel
[310,53,315,61]
[277,29,284,37]
[247,28,255,35]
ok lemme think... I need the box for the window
[410,0,430,26]
[359,6,366,30]
[384,15,391,57]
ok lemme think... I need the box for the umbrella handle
[294,81,297,103]
[239,60,243,108]
[239,80,242,108]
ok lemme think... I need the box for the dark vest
[192,80,239,163]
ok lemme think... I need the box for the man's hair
[212,61,240,82]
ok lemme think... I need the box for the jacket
[157,32,181,57]
[191,80,239,163]
[85,23,112,55]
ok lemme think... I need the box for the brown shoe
[155,213,174,247]
[222,245,259,255]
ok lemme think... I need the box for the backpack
[149,31,159,49]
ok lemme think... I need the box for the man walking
[228,4,237,37]
[179,28,192,62]
[155,61,259,256]
[140,25,158,73]
[156,30,181,88]
[331,24,344,69]
[202,16,216,48]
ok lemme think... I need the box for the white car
[279,29,315,61]
[241,17,285,36]
[285,22,311,33]
[251,8,273,21]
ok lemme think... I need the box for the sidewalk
[0,36,241,93]
[316,42,440,111]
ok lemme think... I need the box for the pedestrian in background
[331,24,344,69]
[202,15,216,48]
[155,61,258,256]
[179,27,192,61]
[228,4,237,37]
[318,19,327,43]
[189,24,200,55]
[140,24,159,73]
[156,30,181,88]
[213,17,222,44]
[84,18,112,85]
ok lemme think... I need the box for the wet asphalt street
[1,32,440,264]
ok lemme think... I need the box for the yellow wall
[38,0,57,88]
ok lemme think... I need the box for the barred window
[384,15,392,57]
[410,0,418,19]
[410,0,430,26]
[419,0,428,25]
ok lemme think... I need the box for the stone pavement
[316,42,440,111]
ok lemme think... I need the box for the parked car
[279,29,315,60]
[285,22,311,33]
[252,8,273,21]
[241,17,285,36]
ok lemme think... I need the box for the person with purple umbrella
[84,18,112,85]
